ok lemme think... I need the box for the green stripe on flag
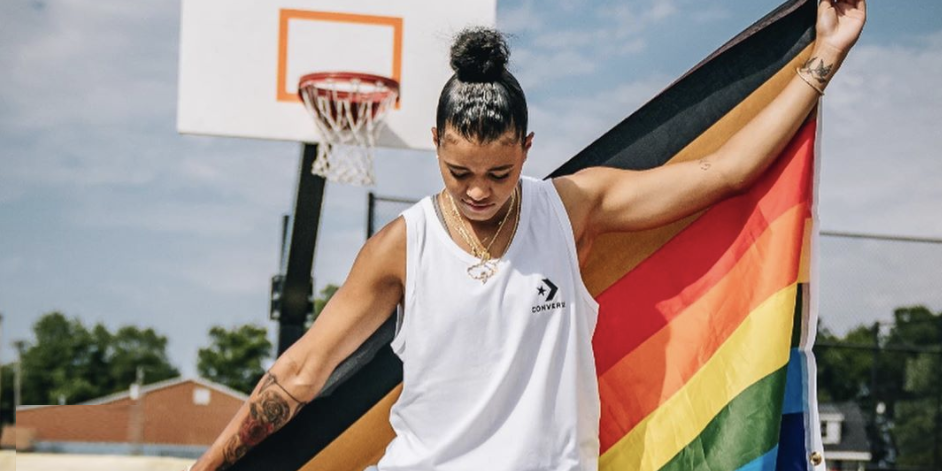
[659,366,788,471]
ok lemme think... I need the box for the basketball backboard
[177,0,497,151]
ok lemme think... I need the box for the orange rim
[298,72,399,104]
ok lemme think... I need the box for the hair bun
[450,27,509,83]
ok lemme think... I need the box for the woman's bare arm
[187,218,406,471]
[555,0,866,245]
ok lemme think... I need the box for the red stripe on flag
[597,202,807,452]
[592,119,816,376]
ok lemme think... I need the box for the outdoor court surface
[2,451,193,471]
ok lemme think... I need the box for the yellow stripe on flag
[600,284,797,470]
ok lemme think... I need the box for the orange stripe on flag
[599,285,796,470]
[597,202,808,452]
[582,47,815,297]
[592,119,816,376]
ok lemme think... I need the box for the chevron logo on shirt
[533,278,566,313]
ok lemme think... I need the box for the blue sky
[2,0,941,383]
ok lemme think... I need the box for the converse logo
[532,278,566,313]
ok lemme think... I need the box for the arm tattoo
[259,369,307,405]
[799,57,833,85]
[699,159,712,171]
[216,371,308,470]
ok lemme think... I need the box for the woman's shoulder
[547,171,610,249]
[359,215,407,283]
[368,215,407,252]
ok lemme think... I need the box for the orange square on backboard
[276,9,403,103]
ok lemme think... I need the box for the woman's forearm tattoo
[799,57,834,85]
[216,371,308,470]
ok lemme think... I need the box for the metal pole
[281,214,290,256]
[13,341,24,411]
[0,313,4,419]
[276,144,326,355]
[870,322,881,463]
[367,192,376,238]
[819,230,942,245]
[131,366,145,455]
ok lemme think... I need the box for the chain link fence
[815,232,942,471]
[366,193,417,238]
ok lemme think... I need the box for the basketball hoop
[298,72,399,186]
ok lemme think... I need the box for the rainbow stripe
[236,2,826,471]
[594,121,818,470]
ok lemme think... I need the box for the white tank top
[377,176,601,471]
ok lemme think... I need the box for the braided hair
[436,27,528,147]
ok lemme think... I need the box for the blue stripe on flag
[782,349,808,414]
[776,412,809,470]
[734,444,780,471]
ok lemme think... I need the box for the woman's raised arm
[555,0,866,241]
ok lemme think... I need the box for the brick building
[15,377,248,457]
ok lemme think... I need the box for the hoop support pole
[275,143,326,355]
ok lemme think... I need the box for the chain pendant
[467,259,498,284]
[441,184,520,285]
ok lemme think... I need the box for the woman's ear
[523,132,535,152]
[431,127,439,148]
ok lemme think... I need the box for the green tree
[20,312,99,405]
[107,326,180,389]
[884,306,941,468]
[197,324,273,394]
[815,322,874,402]
[18,312,179,405]
[818,306,942,468]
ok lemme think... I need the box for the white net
[299,75,398,186]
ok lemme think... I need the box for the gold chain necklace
[448,188,514,258]
[444,186,518,284]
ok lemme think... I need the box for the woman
[187,1,866,470]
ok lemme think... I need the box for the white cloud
[0,0,186,197]
[531,29,603,49]
[691,6,732,24]
[646,1,677,22]
[524,74,672,176]
[71,198,262,238]
[818,237,942,334]
[0,256,26,278]
[812,31,942,333]
[0,185,27,205]
[0,0,178,132]
[503,0,679,91]
[595,1,677,37]
[0,0,298,375]
[153,246,276,296]
[820,31,942,238]
[498,1,544,34]
[514,48,600,89]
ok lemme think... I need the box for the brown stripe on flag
[583,45,816,297]
[592,118,817,376]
